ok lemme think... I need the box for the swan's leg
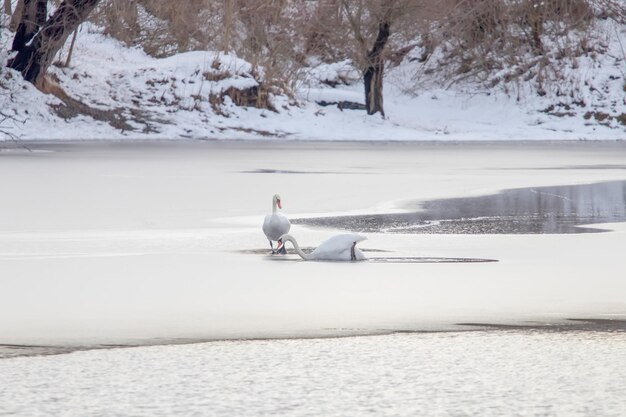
[277,239,287,255]
[350,242,357,261]
[269,240,276,255]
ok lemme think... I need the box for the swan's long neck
[282,235,311,260]
[272,198,277,214]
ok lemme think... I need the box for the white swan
[262,194,291,254]
[278,233,367,261]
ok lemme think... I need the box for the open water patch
[264,256,497,263]
[236,249,497,263]
[240,168,347,175]
[293,180,626,234]
[457,318,626,332]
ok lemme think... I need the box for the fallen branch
[0,110,31,152]
[316,100,366,111]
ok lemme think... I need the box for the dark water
[240,169,347,175]
[238,249,497,263]
[294,181,626,234]
[266,256,497,263]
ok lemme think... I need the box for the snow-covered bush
[90,0,303,102]
[397,0,626,127]
[407,0,622,93]
[45,27,285,117]
[301,59,361,89]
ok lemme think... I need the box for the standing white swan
[263,194,291,254]
[277,233,367,261]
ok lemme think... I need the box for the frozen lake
[1,140,626,415]
[1,140,626,345]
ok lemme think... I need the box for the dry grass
[403,0,623,98]
[86,0,623,105]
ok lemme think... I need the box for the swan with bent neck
[262,194,291,254]
[278,233,367,261]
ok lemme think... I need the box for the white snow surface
[2,331,625,417]
[0,141,625,346]
[1,22,625,140]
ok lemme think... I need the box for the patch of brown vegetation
[44,75,168,133]
[583,110,624,127]
[209,84,276,113]
[203,71,232,82]
[51,100,134,131]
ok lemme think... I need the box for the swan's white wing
[311,234,367,261]
[353,248,367,261]
[263,213,291,241]
[317,234,367,247]
[262,215,273,239]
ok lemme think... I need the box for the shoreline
[2,318,625,360]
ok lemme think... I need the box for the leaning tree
[339,0,414,117]
[11,0,47,51]
[8,0,101,88]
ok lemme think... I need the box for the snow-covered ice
[0,140,625,347]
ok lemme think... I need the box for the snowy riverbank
[1,21,625,141]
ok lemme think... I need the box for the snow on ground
[1,21,624,141]
[2,331,626,417]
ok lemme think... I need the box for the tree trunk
[364,21,390,117]
[9,0,101,88]
[527,1,544,54]
[11,0,47,51]
[9,0,24,30]
[64,27,79,67]
[3,0,11,17]
[222,0,234,52]
[530,18,543,53]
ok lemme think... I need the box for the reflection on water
[295,181,626,234]
[263,256,498,263]
[239,169,344,174]
[237,249,497,263]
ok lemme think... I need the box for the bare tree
[9,0,101,88]
[63,27,79,67]
[236,0,299,88]
[302,0,345,62]
[363,17,391,116]
[340,0,415,117]
[222,0,234,52]
[100,0,139,45]
[11,0,47,51]
[9,0,24,30]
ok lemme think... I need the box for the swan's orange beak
[277,199,282,209]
